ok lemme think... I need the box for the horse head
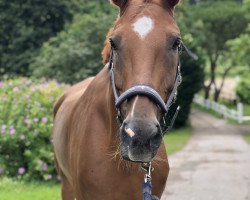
[103,0,181,163]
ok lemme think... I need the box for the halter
[108,44,183,134]
[108,42,197,200]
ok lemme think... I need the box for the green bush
[0,78,66,181]
[236,77,250,104]
[0,0,72,78]
[31,12,116,84]
[168,50,204,128]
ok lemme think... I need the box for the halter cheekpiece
[108,41,197,200]
[108,44,183,134]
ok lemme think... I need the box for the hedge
[0,78,65,181]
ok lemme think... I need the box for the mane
[102,26,114,65]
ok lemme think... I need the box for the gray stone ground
[161,109,250,200]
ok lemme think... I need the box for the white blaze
[131,96,139,118]
[132,16,154,39]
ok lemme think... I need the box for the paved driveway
[161,109,250,200]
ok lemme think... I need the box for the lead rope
[141,163,159,200]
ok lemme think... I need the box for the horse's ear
[164,0,180,9]
[110,0,128,9]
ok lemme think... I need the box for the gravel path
[161,109,250,200]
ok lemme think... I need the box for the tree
[31,11,116,83]
[0,0,72,78]
[169,51,204,128]
[165,5,205,127]
[182,1,248,101]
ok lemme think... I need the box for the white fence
[193,94,250,124]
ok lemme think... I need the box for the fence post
[237,102,243,124]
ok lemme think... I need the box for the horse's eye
[172,39,182,52]
[109,38,118,50]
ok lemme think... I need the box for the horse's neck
[79,66,119,144]
[81,66,139,171]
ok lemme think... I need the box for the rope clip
[141,162,153,183]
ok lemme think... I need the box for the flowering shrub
[0,78,66,181]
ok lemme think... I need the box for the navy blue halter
[108,41,197,200]
[108,46,182,134]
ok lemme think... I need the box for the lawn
[245,133,250,143]
[0,127,192,199]
[0,178,60,200]
[164,127,192,154]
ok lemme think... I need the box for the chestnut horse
[53,0,181,199]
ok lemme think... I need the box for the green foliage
[66,0,116,15]
[245,132,250,143]
[227,24,250,67]
[0,0,72,78]
[186,1,248,59]
[0,78,66,181]
[236,77,250,104]
[31,12,116,83]
[169,52,204,127]
[179,1,249,101]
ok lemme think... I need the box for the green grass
[244,133,250,143]
[0,178,60,200]
[243,104,250,115]
[164,127,192,154]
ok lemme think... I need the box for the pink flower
[10,128,16,135]
[33,118,39,123]
[18,167,25,175]
[42,163,48,171]
[47,174,52,180]
[1,125,7,130]
[13,87,19,92]
[42,117,48,123]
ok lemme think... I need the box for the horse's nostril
[132,137,140,147]
[150,132,162,150]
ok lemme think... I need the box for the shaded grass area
[245,133,250,143]
[244,105,250,116]
[164,127,192,155]
[0,178,60,200]
[0,127,192,199]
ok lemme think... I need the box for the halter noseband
[108,45,183,134]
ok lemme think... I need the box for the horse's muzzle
[119,118,162,163]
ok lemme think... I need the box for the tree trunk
[204,85,211,99]
[213,66,233,102]
[204,60,217,100]
[213,89,220,102]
